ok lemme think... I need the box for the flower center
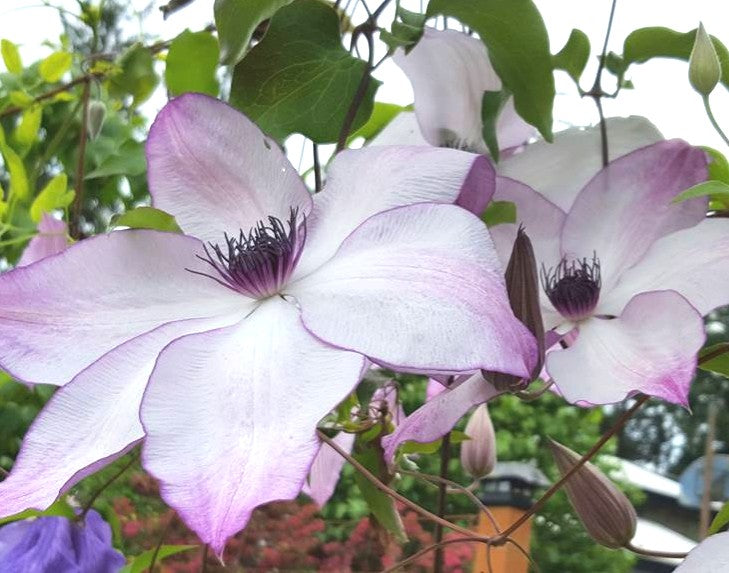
[189,208,305,299]
[541,255,601,322]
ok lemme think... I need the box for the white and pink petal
[302,432,355,508]
[140,297,365,556]
[290,203,537,378]
[17,214,68,267]
[147,94,311,244]
[546,291,705,406]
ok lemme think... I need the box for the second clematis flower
[0,94,536,555]
[492,138,729,405]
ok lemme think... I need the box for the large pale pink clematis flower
[491,139,726,405]
[0,94,536,554]
[380,27,535,152]
[674,532,729,572]
[17,214,69,267]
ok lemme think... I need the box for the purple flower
[373,28,535,152]
[0,94,536,554]
[491,136,724,405]
[0,511,124,572]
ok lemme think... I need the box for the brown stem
[78,452,137,520]
[495,394,650,542]
[434,431,451,573]
[589,0,618,167]
[201,544,209,573]
[624,541,688,560]
[0,74,101,119]
[148,515,174,572]
[399,469,501,533]
[381,536,488,573]
[313,143,322,193]
[699,343,729,364]
[70,78,91,239]
[317,430,479,539]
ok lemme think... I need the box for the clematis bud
[86,100,107,140]
[548,439,637,549]
[487,228,545,391]
[460,404,496,479]
[0,510,124,572]
[689,23,721,96]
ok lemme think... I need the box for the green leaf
[30,174,74,222]
[0,498,75,526]
[109,44,159,107]
[481,89,510,161]
[348,102,409,143]
[623,27,729,90]
[704,146,729,185]
[39,52,73,83]
[352,441,407,543]
[672,181,729,204]
[427,0,555,141]
[553,29,591,83]
[1,39,22,74]
[110,206,182,233]
[698,343,729,378]
[14,106,42,149]
[119,545,197,573]
[85,141,146,179]
[165,30,219,96]
[230,0,380,143]
[214,0,293,66]
[400,438,442,455]
[0,128,29,201]
[482,200,516,226]
[8,90,33,108]
[709,499,729,534]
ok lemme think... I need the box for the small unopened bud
[486,228,545,391]
[548,439,637,549]
[689,23,721,96]
[86,100,107,140]
[460,404,496,479]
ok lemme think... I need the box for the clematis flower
[0,94,536,554]
[0,511,124,572]
[301,431,355,508]
[380,27,534,153]
[490,138,728,405]
[675,531,729,572]
[17,213,69,267]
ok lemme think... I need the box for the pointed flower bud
[460,403,497,479]
[689,23,721,96]
[86,100,107,140]
[487,228,545,391]
[548,439,637,549]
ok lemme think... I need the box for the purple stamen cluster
[541,255,601,322]
[189,208,305,298]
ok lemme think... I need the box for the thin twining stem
[381,536,488,573]
[494,393,650,542]
[624,541,688,560]
[316,430,479,539]
[399,469,501,533]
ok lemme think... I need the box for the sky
[2,0,729,152]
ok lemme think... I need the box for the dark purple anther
[189,207,306,298]
[541,255,601,322]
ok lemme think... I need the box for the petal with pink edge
[598,219,729,317]
[291,203,536,378]
[0,230,243,386]
[546,291,705,406]
[140,297,365,557]
[294,146,494,277]
[394,28,533,152]
[675,532,729,572]
[0,315,240,518]
[147,93,311,243]
[17,214,68,267]
[498,117,664,211]
[382,374,500,464]
[561,140,708,291]
[302,432,355,507]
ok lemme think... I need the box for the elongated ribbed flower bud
[487,227,545,391]
[86,100,107,140]
[689,23,721,96]
[461,404,496,479]
[548,439,637,549]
